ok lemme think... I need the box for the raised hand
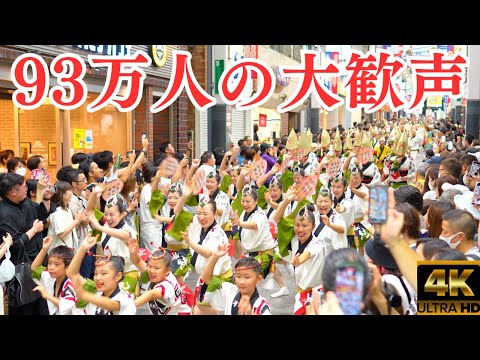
[2,233,13,248]
[42,236,53,250]
[88,213,101,230]
[320,214,331,227]
[180,231,191,245]
[161,184,170,197]
[191,159,200,168]
[32,219,44,234]
[75,209,87,224]
[33,283,47,298]
[179,156,189,168]
[81,234,99,251]
[127,238,139,257]
[212,243,229,258]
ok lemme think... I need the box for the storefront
[0,45,188,178]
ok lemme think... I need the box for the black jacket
[0,197,43,264]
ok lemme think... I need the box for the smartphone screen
[470,161,480,177]
[368,184,388,224]
[141,133,147,142]
[472,183,480,206]
[335,266,364,315]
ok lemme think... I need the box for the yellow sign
[152,45,168,67]
[426,96,443,108]
[74,128,85,149]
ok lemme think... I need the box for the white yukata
[238,207,275,254]
[85,287,136,315]
[206,283,271,315]
[47,206,79,251]
[100,221,138,273]
[39,270,81,315]
[333,190,355,229]
[292,235,328,292]
[265,195,284,238]
[187,216,232,276]
[139,183,163,253]
[144,272,192,315]
[211,190,231,229]
[351,184,369,223]
[313,209,348,252]
[361,161,382,185]
[187,217,232,304]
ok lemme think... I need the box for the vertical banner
[244,45,258,79]
[214,59,224,95]
[324,51,339,95]
[74,128,85,149]
[259,113,267,127]
[85,129,93,149]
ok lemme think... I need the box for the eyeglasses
[75,178,87,183]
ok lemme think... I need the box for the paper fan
[250,159,267,182]
[326,157,342,179]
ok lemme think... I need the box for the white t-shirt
[47,206,79,251]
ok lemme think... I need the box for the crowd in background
[1,114,480,315]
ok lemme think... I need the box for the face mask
[15,167,26,177]
[428,180,435,191]
[439,232,461,249]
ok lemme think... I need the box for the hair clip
[92,248,113,266]
[207,170,217,179]
[297,204,311,221]
[199,194,210,207]
[242,186,253,196]
[106,194,118,208]
[169,182,181,193]
[332,172,343,183]
[269,176,280,187]
[149,246,167,261]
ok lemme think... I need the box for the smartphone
[335,265,364,315]
[141,133,147,142]
[86,183,96,192]
[472,183,480,206]
[368,184,388,224]
[470,161,480,177]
